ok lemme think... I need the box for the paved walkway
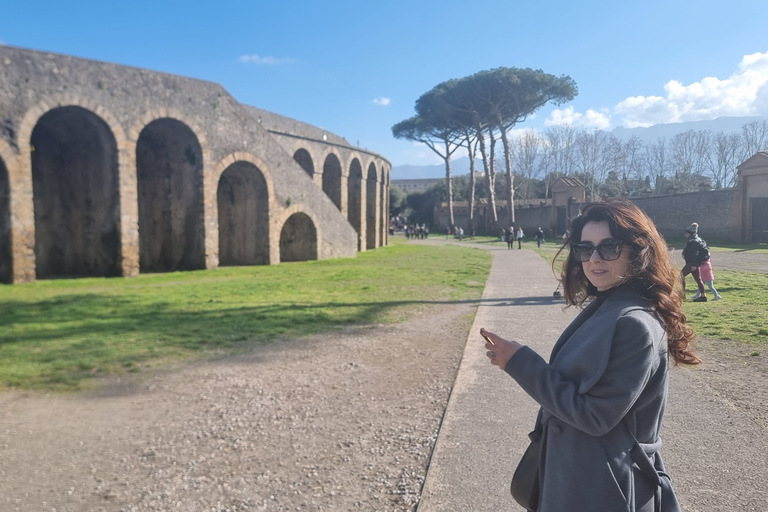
[412,242,768,511]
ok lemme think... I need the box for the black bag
[698,245,710,263]
[510,426,541,511]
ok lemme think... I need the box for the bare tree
[741,119,768,157]
[708,132,743,188]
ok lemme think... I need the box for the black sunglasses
[570,240,625,262]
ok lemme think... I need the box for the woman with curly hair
[481,199,698,512]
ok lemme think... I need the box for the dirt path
[0,302,475,512]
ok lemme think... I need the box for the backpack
[698,244,710,263]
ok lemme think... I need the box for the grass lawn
[682,270,768,345]
[0,241,491,392]
[530,238,768,347]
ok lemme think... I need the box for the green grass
[0,241,491,392]
[530,242,768,346]
[682,270,768,344]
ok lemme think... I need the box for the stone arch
[17,95,129,280]
[279,209,318,262]
[293,148,314,177]
[366,162,379,249]
[347,158,364,250]
[0,148,10,283]
[135,117,205,272]
[322,152,343,210]
[29,105,122,278]
[217,160,270,266]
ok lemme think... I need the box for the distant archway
[366,163,378,249]
[347,158,363,250]
[293,148,314,177]
[322,153,342,210]
[136,118,205,272]
[30,106,120,278]
[280,212,317,262]
[0,155,10,283]
[217,161,270,266]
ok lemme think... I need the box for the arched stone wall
[217,160,270,266]
[0,150,10,283]
[347,158,363,251]
[279,210,318,262]
[135,117,205,272]
[0,48,388,283]
[366,163,380,249]
[322,152,344,212]
[293,148,314,178]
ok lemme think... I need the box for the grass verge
[0,241,491,392]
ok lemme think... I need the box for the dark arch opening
[293,148,314,177]
[366,163,378,250]
[0,156,11,283]
[322,153,342,210]
[136,118,205,273]
[217,161,270,266]
[30,106,120,278]
[279,213,317,262]
[347,159,363,250]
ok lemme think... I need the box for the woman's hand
[480,328,522,370]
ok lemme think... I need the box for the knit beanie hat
[685,222,699,235]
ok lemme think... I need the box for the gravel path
[0,302,475,512]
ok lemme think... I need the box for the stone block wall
[0,46,390,283]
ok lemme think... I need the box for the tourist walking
[691,256,723,301]
[534,227,545,248]
[681,222,709,302]
[481,200,695,512]
[507,226,515,249]
[516,226,524,249]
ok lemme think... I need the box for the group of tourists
[501,226,547,249]
[404,224,429,239]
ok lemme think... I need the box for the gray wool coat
[506,286,681,512]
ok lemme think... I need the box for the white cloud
[615,51,768,127]
[545,106,611,130]
[237,54,296,65]
[372,97,391,106]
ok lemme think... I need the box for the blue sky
[2,0,768,166]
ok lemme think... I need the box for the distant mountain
[611,116,764,142]
[391,157,483,180]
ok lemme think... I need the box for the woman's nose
[589,249,603,262]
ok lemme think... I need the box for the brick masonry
[0,46,390,283]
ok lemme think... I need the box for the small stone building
[0,46,390,284]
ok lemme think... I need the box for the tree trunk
[444,139,455,228]
[499,121,515,226]
[477,128,498,231]
[466,135,477,235]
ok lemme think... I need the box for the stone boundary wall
[628,189,739,242]
[0,46,390,283]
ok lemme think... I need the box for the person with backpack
[681,222,709,302]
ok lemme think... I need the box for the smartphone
[481,333,495,345]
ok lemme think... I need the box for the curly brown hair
[554,199,700,365]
